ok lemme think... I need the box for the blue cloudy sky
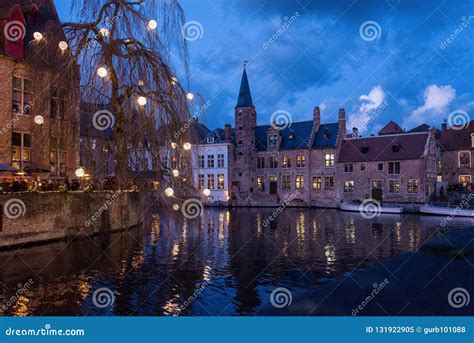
[56,0,474,134]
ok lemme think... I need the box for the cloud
[404,84,456,127]
[348,86,386,133]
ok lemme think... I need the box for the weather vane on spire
[243,60,248,68]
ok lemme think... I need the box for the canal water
[0,208,473,316]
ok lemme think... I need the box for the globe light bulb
[183,142,192,150]
[148,20,158,30]
[34,115,44,125]
[137,96,147,106]
[75,167,85,177]
[33,32,43,41]
[171,142,177,149]
[99,27,109,37]
[186,92,194,100]
[172,169,180,177]
[203,189,211,196]
[172,204,179,211]
[58,41,68,51]
[164,187,174,197]
[97,67,107,78]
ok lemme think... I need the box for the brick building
[337,122,439,204]
[439,120,474,188]
[0,0,79,177]
[231,68,343,207]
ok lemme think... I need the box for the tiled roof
[378,120,404,135]
[439,121,474,151]
[338,132,429,163]
[255,120,339,151]
[312,123,339,148]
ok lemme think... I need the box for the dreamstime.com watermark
[360,100,389,132]
[4,324,85,337]
[262,193,298,228]
[440,193,474,227]
[262,11,300,50]
[174,278,213,315]
[352,278,390,316]
[174,100,212,140]
[0,279,34,314]
[440,16,474,49]
[84,191,122,227]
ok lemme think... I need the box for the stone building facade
[439,121,474,188]
[0,1,79,177]
[337,123,439,204]
[230,68,343,207]
[228,68,442,207]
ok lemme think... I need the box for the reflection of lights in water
[324,245,337,264]
[395,222,402,245]
[11,295,30,317]
[131,252,145,269]
[345,225,356,244]
[226,211,230,224]
[151,214,161,245]
[312,219,320,241]
[162,288,181,316]
[218,213,225,242]
[408,227,417,251]
[296,212,305,239]
[182,222,187,241]
[78,277,91,299]
[171,242,180,258]
[256,213,262,237]
[203,265,212,282]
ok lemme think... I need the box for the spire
[235,66,254,108]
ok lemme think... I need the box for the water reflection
[0,208,471,316]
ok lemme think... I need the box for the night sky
[56,0,474,134]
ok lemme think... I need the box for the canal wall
[0,191,145,249]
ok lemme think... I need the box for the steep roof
[235,68,254,108]
[254,121,339,151]
[338,132,429,163]
[439,121,474,151]
[378,121,404,135]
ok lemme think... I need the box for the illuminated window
[296,154,305,167]
[407,179,419,193]
[389,180,400,193]
[256,176,264,191]
[325,153,335,167]
[295,175,304,189]
[268,134,278,146]
[343,180,354,192]
[207,174,215,190]
[12,132,31,171]
[217,174,225,190]
[282,175,291,189]
[459,175,471,187]
[312,176,322,190]
[372,180,382,189]
[282,156,291,168]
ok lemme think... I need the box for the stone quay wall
[0,191,144,249]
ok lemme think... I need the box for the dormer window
[323,128,330,140]
[288,132,294,141]
[207,136,215,143]
[392,145,400,152]
[361,147,369,154]
[268,134,278,146]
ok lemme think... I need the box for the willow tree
[62,0,194,191]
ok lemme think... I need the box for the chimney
[338,108,346,136]
[313,106,320,128]
[224,124,232,142]
[442,119,447,131]
[352,127,359,138]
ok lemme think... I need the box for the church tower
[233,66,257,197]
